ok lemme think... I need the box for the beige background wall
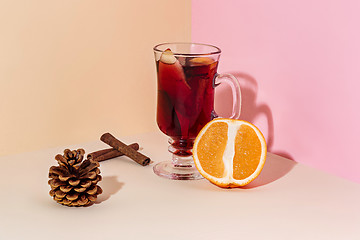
[0,0,191,156]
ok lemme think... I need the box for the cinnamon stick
[87,143,139,162]
[100,133,151,166]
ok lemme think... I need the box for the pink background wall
[192,0,360,183]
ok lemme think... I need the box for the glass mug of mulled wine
[153,43,241,180]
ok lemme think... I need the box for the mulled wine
[153,43,241,180]
[156,54,218,156]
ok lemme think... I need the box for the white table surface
[1,131,359,240]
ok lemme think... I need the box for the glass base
[153,156,203,180]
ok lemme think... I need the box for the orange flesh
[233,125,261,180]
[189,57,214,65]
[196,122,227,178]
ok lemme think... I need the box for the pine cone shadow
[95,176,124,204]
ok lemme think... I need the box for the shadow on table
[96,176,124,203]
[242,152,297,189]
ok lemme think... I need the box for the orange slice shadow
[242,152,296,189]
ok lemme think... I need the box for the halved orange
[193,118,267,188]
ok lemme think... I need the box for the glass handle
[214,73,242,119]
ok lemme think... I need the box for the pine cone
[48,149,103,207]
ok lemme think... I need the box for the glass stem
[172,154,194,168]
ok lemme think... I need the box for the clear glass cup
[153,43,242,180]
